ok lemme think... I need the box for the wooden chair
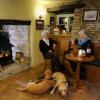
[44,59,51,71]
[40,52,51,71]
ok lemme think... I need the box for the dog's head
[58,82,68,97]
[44,69,52,80]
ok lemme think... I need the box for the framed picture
[36,20,44,30]
[82,10,98,21]
[50,17,55,25]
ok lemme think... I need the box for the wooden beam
[47,2,85,14]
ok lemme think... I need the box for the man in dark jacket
[39,30,62,72]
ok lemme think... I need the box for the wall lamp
[39,15,42,19]
[38,10,45,20]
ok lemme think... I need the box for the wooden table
[65,54,94,91]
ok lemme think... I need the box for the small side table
[65,54,94,91]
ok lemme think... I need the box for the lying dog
[16,69,55,94]
[50,72,68,97]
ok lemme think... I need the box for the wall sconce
[38,10,45,20]
[39,15,42,19]
[34,4,46,20]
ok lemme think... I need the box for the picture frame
[82,10,98,21]
[36,20,44,30]
[50,16,55,25]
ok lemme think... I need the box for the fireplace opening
[0,20,31,79]
[0,25,13,66]
[0,20,31,66]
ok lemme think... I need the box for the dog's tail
[16,81,27,87]
[16,81,27,91]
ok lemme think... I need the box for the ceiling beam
[47,2,85,14]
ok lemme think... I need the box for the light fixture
[39,15,42,19]
[38,9,45,19]
[34,4,46,19]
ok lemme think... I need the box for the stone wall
[72,0,100,42]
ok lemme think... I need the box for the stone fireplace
[0,20,31,80]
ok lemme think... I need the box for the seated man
[64,29,92,78]
[39,30,62,72]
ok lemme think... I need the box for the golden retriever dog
[50,72,68,97]
[16,69,55,94]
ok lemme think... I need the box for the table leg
[72,61,81,91]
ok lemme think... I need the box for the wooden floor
[0,64,100,100]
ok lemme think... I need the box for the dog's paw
[50,91,54,95]
[16,87,26,91]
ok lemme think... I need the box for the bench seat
[83,59,100,84]
[85,59,100,67]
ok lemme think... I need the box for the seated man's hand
[49,50,53,53]
[53,43,57,50]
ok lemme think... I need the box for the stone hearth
[0,62,30,80]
